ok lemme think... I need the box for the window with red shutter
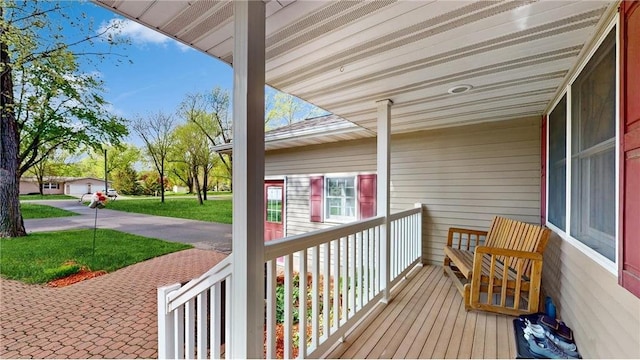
[309,174,377,223]
[620,0,640,298]
[358,174,376,220]
[309,176,324,223]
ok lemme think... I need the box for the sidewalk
[1,200,233,358]
[0,249,227,358]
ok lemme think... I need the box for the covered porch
[95,0,640,358]
[327,265,516,359]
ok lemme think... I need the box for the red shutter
[620,0,640,298]
[541,115,547,226]
[310,176,324,223]
[358,174,376,220]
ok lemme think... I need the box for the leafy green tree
[24,148,81,194]
[78,143,140,182]
[265,88,324,130]
[179,88,233,189]
[1,1,128,237]
[132,111,176,203]
[170,121,214,204]
[111,166,139,195]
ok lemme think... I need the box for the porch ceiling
[96,0,612,134]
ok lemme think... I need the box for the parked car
[105,189,118,199]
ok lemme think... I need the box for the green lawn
[19,194,77,200]
[105,198,233,224]
[20,203,77,219]
[0,229,192,284]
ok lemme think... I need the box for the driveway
[24,200,233,254]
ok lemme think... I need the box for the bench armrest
[447,227,488,249]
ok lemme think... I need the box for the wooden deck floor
[324,265,517,359]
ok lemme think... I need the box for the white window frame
[545,17,619,275]
[44,182,59,189]
[324,174,358,223]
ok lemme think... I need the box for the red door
[620,0,640,298]
[264,180,285,242]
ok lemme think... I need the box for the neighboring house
[19,177,111,196]
[97,1,639,359]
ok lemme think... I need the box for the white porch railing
[158,204,422,359]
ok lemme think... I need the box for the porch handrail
[264,215,385,261]
[166,255,233,312]
[158,204,423,359]
[264,205,423,359]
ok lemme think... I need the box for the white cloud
[99,18,172,47]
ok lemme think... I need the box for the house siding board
[265,115,640,357]
[543,234,640,358]
[265,116,541,262]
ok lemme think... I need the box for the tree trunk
[0,8,27,237]
[160,160,165,203]
[193,164,203,205]
[202,167,209,201]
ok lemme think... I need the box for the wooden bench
[443,216,551,316]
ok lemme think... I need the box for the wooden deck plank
[430,289,463,358]
[403,276,452,358]
[336,265,433,358]
[470,310,487,358]
[324,265,516,359]
[419,286,459,358]
[392,274,450,358]
[484,313,498,358]
[366,267,441,358]
[444,294,468,359]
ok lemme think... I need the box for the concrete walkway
[1,200,234,358]
[24,200,233,253]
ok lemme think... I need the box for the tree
[1,1,128,237]
[78,143,140,181]
[111,166,139,195]
[179,88,233,190]
[131,111,176,203]
[170,122,214,205]
[24,148,78,194]
[265,88,324,130]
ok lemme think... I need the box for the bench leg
[443,256,451,275]
[463,283,472,311]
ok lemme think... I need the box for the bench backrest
[485,216,551,276]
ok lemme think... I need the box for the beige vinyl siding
[265,137,375,176]
[390,116,542,264]
[542,234,640,358]
[266,138,377,236]
[265,116,541,261]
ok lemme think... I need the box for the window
[44,182,59,189]
[570,29,616,262]
[309,174,376,223]
[548,95,567,229]
[325,177,356,222]
[547,27,617,263]
[266,186,283,223]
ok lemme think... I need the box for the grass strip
[19,194,77,200]
[21,203,77,219]
[0,229,192,284]
[105,198,232,224]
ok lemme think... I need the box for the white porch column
[376,99,392,303]
[231,1,265,358]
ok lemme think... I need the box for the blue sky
[73,2,234,129]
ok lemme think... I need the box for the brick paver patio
[0,249,227,358]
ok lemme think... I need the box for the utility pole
[104,148,108,192]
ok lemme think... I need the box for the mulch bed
[47,267,107,287]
